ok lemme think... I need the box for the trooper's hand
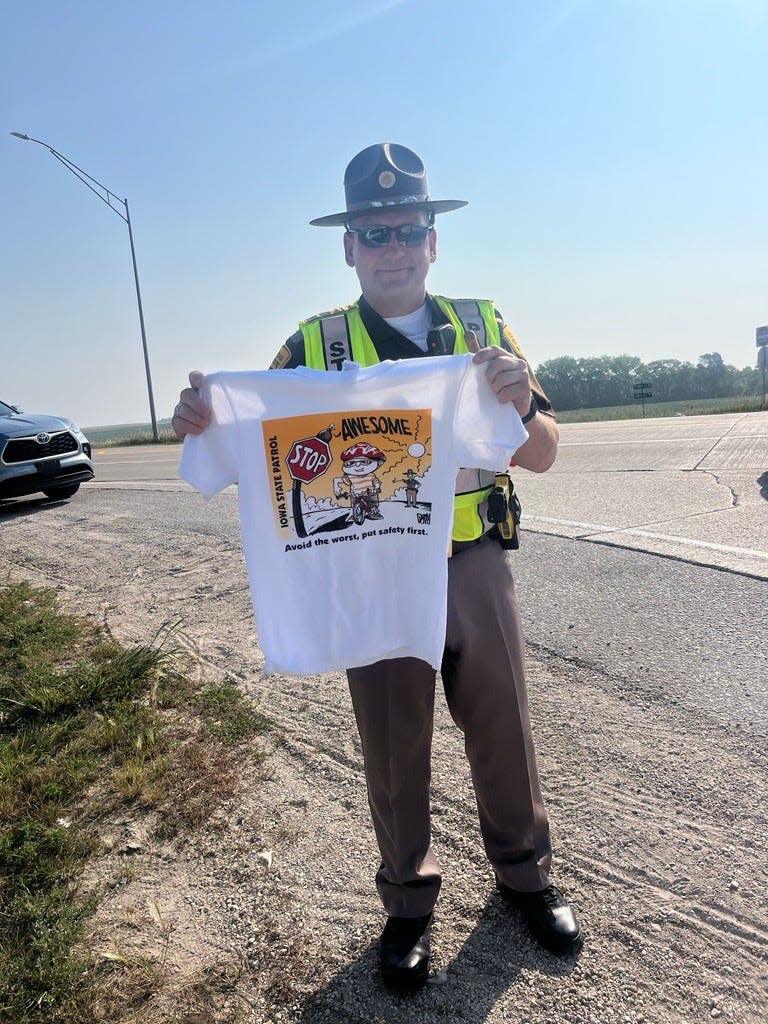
[466,330,532,418]
[172,371,212,439]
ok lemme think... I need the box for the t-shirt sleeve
[178,377,239,498]
[453,358,529,470]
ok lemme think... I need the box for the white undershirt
[384,302,432,352]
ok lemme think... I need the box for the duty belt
[450,531,497,556]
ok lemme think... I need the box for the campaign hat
[310,143,468,227]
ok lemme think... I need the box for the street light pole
[10,132,158,441]
[123,198,158,438]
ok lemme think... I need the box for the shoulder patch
[434,295,494,305]
[269,344,292,370]
[303,303,355,326]
[501,324,527,359]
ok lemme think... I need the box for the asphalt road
[27,409,756,743]
[518,411,768,579]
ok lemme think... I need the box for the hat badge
[378,170,396,189]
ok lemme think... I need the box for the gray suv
[0,400,94,501]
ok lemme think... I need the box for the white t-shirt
[384,301,432,351]
[180,354,527,676]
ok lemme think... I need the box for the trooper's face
[344,458,379,476]
[343,208,436,316]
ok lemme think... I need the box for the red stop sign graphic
[286,436,333,483]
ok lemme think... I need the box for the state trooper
[173,143,582,990]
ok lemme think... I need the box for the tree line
[534,352,762,411]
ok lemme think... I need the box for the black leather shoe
[497,879,583,955]
[379,912,432,990]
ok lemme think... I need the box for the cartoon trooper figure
[401,468,421,507]
[338,442,386,521]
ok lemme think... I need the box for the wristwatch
[521,394,538,425]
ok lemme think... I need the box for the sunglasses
[346,223,432,247]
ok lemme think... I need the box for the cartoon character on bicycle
[333,441,386,525]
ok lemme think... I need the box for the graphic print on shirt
[262,409,432,547]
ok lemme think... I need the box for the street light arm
[9,130,159,442]
[10,131,128,222]
[48,151,128,222]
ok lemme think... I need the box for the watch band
[521,394,538,425]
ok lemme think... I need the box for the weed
[192,682,272,745]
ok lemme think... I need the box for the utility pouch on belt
[486,473,521,550]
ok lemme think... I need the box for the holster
[487,473,521,550]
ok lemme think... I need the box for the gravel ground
[2,492,767,1024]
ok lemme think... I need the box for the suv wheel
[42,483,81,500]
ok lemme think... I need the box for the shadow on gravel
[0,497,70,518]
[298,894,581,1024]
[758,471,768,501]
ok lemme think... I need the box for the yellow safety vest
[299,296,504,542]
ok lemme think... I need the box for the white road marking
[558,436,765,447]
[527,515,768,560]
[94,458,181,465]
[88,480,236,492]
[89,480,189,487]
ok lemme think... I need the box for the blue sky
[2,0,767,427]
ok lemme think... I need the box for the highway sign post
[758,342,768,408]
[633,381,652,417]
[758,328,768,407]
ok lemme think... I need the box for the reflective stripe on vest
[432,296,500,355]
[301,306,379,370]
[300,297,504,542]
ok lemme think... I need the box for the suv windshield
[0,401,16,417]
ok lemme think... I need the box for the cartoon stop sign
[286,435,332,483]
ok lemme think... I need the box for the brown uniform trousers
[347,533,552,918]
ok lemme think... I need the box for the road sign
[757,325,768,347]
[286,436,332,483]
[759,346,768,370]
[633,381,652,417]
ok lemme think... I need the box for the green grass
[556,394,765,423]
[82,422,178,447]
[0,581,270,1024]
[100,432,181,447]
[193,682,271,745]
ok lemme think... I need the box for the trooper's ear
[343,231,355,267]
